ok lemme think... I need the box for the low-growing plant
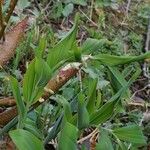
[1,14,149,150]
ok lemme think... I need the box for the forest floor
[0,0,150,149]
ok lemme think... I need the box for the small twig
[77,69,83,91]
[145,16,150,52]
[0,0,18,40]
[42,0,52,12]
[5,0,18,23]
[78,6,98,27]
[125,0,131,16]
[34,0,42,11]
[143,16,150,86]
[127,102,150,109]
[130,85,149,100]
[0,97,16,107]
[0,0,3,25]
[121,0,132,26]
[77,128,99,144]
[0,0,5,41]
[90,0,94,20]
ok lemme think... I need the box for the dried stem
[0,1,3,26]
[0,97,16,107]
[125,0,131,16]
[143,16,150,86]
[0,63,80,126]
[145,16,150,52]
[0,0,18,40]
[0,17,28,66]
[77,128,99,144]
[5,0,18,23]
[0,56,91,126]
[0,0,5,41]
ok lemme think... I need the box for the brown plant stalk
[0,17,28,66]
[0,0,18,40]
[0,97,16,107]
[0,63,81,126]
[0,0,5,41]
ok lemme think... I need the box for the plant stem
[5,0,18,23]
[0,0,5,41]
[0,0,18,40]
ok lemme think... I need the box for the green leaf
[107,66,130,96]
[44,115,62,145]
[62,3,74,17]
[58,122,78,150]
[114,138,127,150]
[90,86,127,125]
[46,13,79,70]
[112,125,146,145]
[34,35,47,58]
[90,99,116,125]
[86,78,98,114]
[127,65,141,84]
[24,118,42,139]
[81,38,107,54]
[78,93,89,129]
[73,43,82,61]
[10,76,26,127]
[9,129,44,150]
[96,130,114,150]
[18,0,30,9]
[56,95,73,122]
[93,51,150,66]
[95,90,102,109]
[23,58,51,105]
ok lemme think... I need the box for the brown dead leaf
[0,17,28,67]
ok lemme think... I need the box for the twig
[127,102,150,109]
[90,0,94,20]
[77,128,99,144]
[42,0,52,12]
[77,69,83,91]
[0,0,18,40]
[0,0,5,41]
[143,16,150,86]
[121,0,132,26]
[0,1,3,28]
[5,0,18,23]
[125,0,131,16]
[78,6,98,27]
[145,16,150,52]
[34,0,42,11]
[130,85,149,99]
[0,97,16,107]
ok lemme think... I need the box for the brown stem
[0,107,17,127]
[0,97,16,107]
[0,64,80,126]
[0,0,18,40]
[0,0,5,41]
[0,1,3,27]
[0,57,91,126]
[0,17,28,66]
[5,0,18,23]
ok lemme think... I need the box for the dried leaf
[0,17,28,66]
